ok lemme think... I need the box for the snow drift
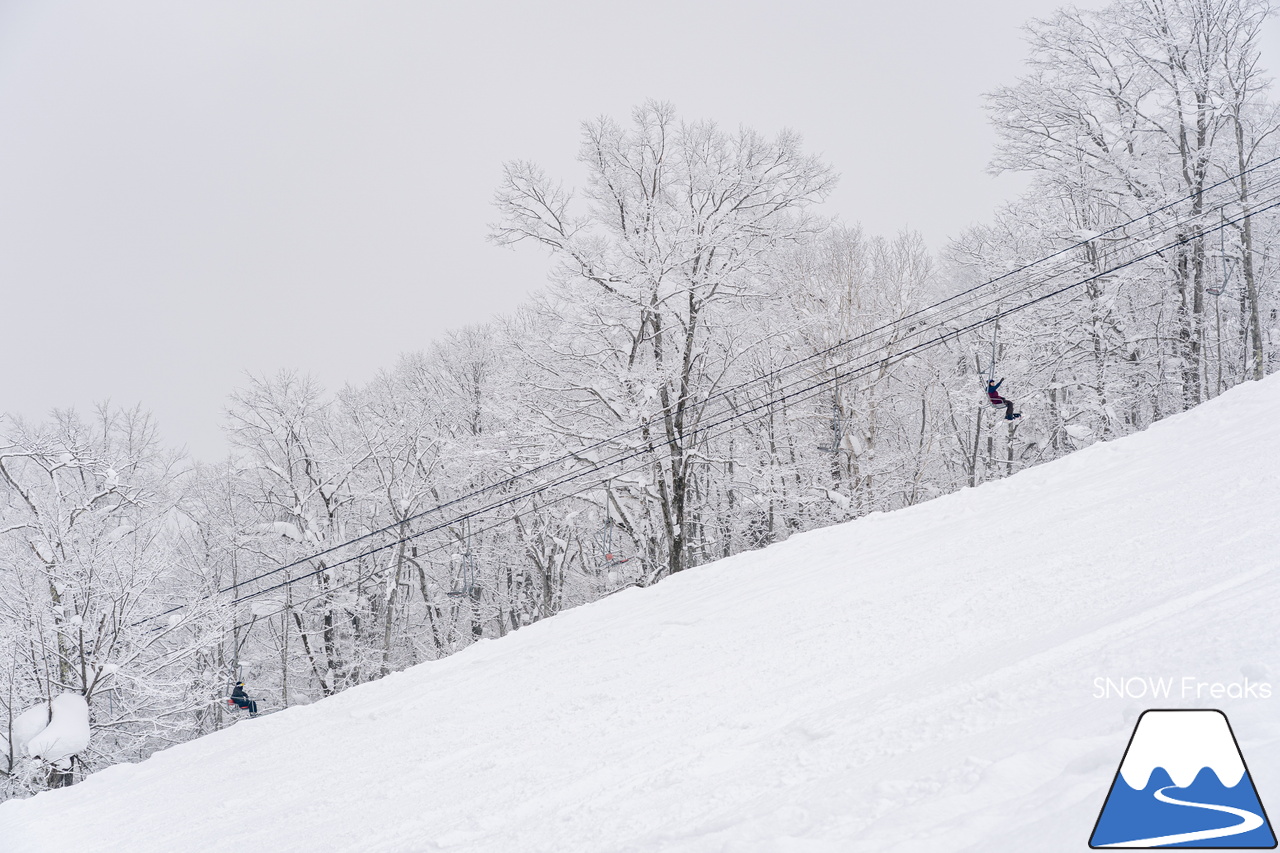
[3,377,1280,852]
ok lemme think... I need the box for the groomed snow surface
[3,377,1280,852]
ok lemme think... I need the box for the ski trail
[1098,785,1264,848]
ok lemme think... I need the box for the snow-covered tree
[0,407,218,794]
[492,101,836,579]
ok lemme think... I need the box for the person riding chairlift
[230,681,259,717]
[986,378,1022,421]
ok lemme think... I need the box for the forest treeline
[3,0,1278,797]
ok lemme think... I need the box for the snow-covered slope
[4,378,1280,852]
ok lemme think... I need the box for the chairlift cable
[158,184,1280,624]
[135,164,1280,627]
[196,191,1280,618]
[204,172,1280,599]
[225,197,1280,630]
[229,197,1280,628]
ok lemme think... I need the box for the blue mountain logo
[1091,709,1276,848]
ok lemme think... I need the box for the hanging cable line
[223,165,1280,590]
[137,160,1280,629]
[158,176,1280,627]
[211,194,1280,615]
[227,194,1280,631]
[186,155,1280,595]
[224,190,1280,631]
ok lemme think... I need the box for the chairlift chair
[1206,253,1233,297]
[595,516,630,568]
[593,506,631,570]
[446,520,477,598]
[1208,215,1236,298]
[225,680,262,717]
[446,551,476,598]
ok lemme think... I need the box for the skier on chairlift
[230,681,259,717]
[986,378,1021,421]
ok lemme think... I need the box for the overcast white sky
[3,0,1275,460]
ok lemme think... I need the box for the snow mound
[25,694,90,766]
[2,704,53,763]
[4,377,1280,852]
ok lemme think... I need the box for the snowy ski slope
[3,377,1280,852]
